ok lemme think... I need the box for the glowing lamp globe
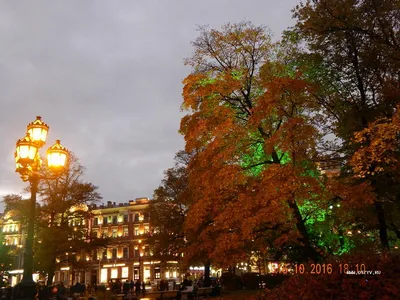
[15,133,38,168]
[47,139,69,171]
[27,116,49,147]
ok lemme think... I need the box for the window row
[2,224,19,233]
[4,237,20,246]
[92,225,150,238]
[99,266,166,283]
[69,218,86,227]
[97,246,151,260]
[93,213,150,226]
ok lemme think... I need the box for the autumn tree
[2,194,31,225]
[33,153,103,286]
[180,22,330,268]
[293,0,400,250]
[350,105,400,247]
[147,151,192,278]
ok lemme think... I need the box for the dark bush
[259,274,290,289]
[242,273,260,289]
[220,272,242,290]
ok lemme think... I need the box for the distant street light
[13,116,69,300]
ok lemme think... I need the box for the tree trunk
[287,198,320,261]
[338,228,345,253]
[389,222,400,239]
[72,270,75,286]
[370,177,390,250]
[204,262,211,287]
[47,267,56,286]
[50,211,55,227]
[374,201,390,250]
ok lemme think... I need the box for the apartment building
[0,210,25,286]
[54,197,181,286]
[1,198,182,287]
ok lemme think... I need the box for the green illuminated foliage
[198,76,216,87]
[231,69,244,80]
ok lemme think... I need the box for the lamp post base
[12,280,37,300]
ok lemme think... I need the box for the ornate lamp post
[13,116,69,300]
[137,239,144,283]
[139,252,144,283]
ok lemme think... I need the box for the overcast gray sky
[0,0,299,212]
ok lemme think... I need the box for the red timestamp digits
[295,263,333,274]
[294,263,367,275]
[338,263,366,274]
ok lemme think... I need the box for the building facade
[0,210,26,286]
[1,198,182,287]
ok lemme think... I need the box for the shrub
[241,273,260,290]
[220,272,242,290]
[259,274,289,289]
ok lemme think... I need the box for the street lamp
[13,116,69,300]
[137,239,142,282]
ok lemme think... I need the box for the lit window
[155,267,161,279]
[100,269,108,283]
[144,267,151,280]
[111,268,118,279]
[122,267,129,278]
[134,267,139,280]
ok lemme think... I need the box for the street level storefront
[97,261,180,284]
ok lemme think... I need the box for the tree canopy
[180,22,330,265]
[171,4,400,269]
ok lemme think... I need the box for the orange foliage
[180,22,334,267]
[182,76,324,265]
[326,177,376,209]
[351,107,400,178]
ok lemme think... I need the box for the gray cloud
[0,0,299,212]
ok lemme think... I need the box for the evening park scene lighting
[0,0,399,299]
